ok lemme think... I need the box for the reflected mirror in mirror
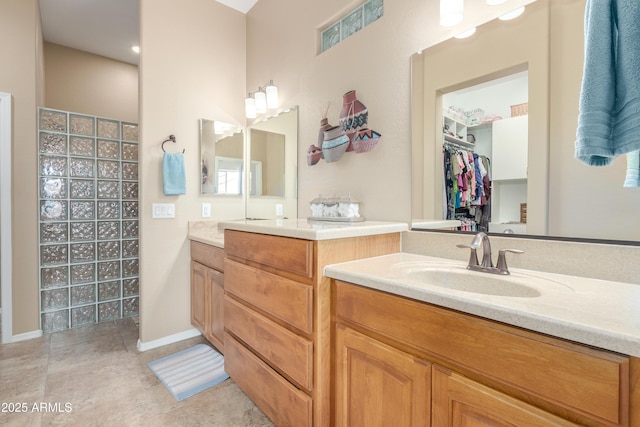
[246,107,298,220]
[200,119,244,195]
[249,129,285,197]
[442,71,529,233]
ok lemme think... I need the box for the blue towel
[575,0,640,166]
[163,152,186,195]
[624,150,640,187]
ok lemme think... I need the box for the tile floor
[0,318,274,426]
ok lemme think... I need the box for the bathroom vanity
[189,221,638,426]
[219,219,407,427]
[326,252,640,427]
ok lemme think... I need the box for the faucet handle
[496,249,524,274]
[457,244,479,267]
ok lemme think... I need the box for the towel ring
[161,135,185,153]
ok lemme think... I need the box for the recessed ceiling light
[499,6,525,20]
[455,28,477,39]
[131,45,140,54]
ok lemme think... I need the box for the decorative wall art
[309,90,382,165]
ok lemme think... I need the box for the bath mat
[148,343,228,401]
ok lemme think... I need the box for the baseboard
[7,329,43,343]
[136,327,201,352]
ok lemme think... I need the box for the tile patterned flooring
[0,318,274,426]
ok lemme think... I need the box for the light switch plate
[201,203,211,218]
[275,203,284,216]
[152,203,175,219]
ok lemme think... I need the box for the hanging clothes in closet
[443,144,491,232]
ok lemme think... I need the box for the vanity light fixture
[440,0,464,27]
[486,0,507,5]
[499,6,525,20]
[245,80,280,118]
[245,93,257,119]
[455,27,476,39]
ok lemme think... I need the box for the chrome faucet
[457,232,523,275]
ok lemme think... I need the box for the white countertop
[187,221,225,247]
[411,219,461,229]
[218,218,408,241]
[324,252,640,357]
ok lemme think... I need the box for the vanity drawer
[190,241,225,272]
[335,281,630,426]
[224,258,313,334]
[224,230,314,278]
[225,333,313,427]
[225,296,313,391]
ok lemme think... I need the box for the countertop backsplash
[402,230,640,285]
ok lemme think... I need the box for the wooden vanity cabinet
[334,280,635,427]
[190,241,225,353]
[223,229,401,427]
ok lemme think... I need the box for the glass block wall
[38,108,139,333]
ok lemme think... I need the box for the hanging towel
[575,0,640,166]
[163,152,186,195]
[624,150,640,187]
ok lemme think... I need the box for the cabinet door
[335,323,431,427]
[206,268,224,353]
[491,115,528,180]
[190,261,207,334]
[432,366,578,427]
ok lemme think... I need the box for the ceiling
[39,0,259,65]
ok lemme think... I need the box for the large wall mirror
[199,107,298,220]
[411,0,640,243]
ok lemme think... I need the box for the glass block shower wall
[38,108,139,333]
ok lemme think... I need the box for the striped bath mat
[148,343,229,401]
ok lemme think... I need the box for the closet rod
[443,140,474,151]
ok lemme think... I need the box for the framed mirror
[411,0,640,243]
[246,107,298,220]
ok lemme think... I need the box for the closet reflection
[442,71,529,233]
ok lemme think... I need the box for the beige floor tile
[1,319,274,427]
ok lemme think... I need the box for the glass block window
[320,0,383,53]
[38,108,139,333]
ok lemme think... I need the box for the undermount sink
[407,268,541,298]
[393,262,572,298]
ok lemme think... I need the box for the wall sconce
[440,0,464,27]
[245,80,280,118]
